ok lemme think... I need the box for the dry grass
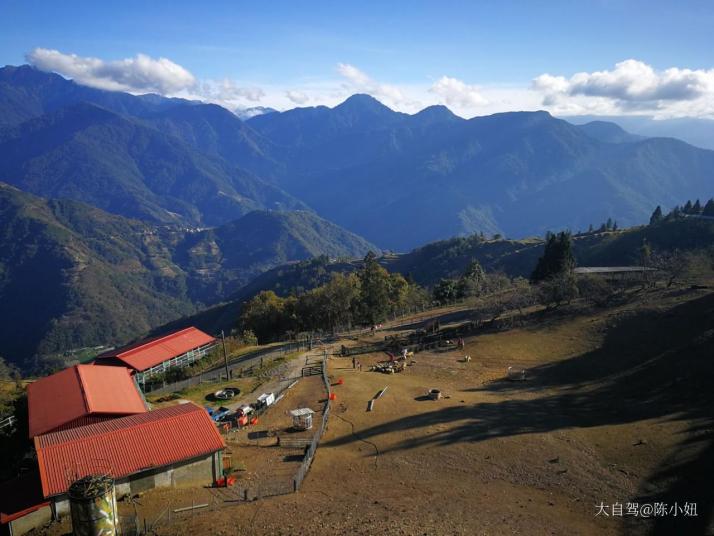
[41,285,714,535]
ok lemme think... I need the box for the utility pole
[221,330,229,381]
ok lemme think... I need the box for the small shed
[290,408,314,431]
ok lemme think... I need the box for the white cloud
[200,79,265,103]
[533,59,714,118]
[27,49,713,120]
[336,63,420,109]
[429,76,488,108]
[285,90,310,105]
[27,48,196,94]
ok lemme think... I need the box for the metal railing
[292,356,331,491]
[145,340,310,395]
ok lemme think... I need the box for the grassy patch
[147,378,252,408]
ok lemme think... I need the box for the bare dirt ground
[38,286,714,535]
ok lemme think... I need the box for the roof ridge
[118,327,195,357]
[74,365,93,414]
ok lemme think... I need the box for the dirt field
[38,286,714,535]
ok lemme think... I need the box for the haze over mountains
[1,64,713,367]
[565,114,714,152]
[247,96,714,249]
[3,65,713,251]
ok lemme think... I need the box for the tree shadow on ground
[325,292,714,535]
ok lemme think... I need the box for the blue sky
[2,0,713,118]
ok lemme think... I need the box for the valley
[0,42,713,536]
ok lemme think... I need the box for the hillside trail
[221,343,334,413]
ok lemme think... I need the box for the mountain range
[2,65,713,252]
[0,183,375,367]
[157,215,714,341]
[1,64,713,367]
[246,97,714,249]
[565,114,714,151]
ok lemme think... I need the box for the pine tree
[683,200,693,214]
[649,206,663,225]
[693,199,702,213]
[704,198,714,217]
[612,221,618,231]
[588,223,594,233]
[457,260,486,298]
[531,231,575,282]
[606,217,613,231]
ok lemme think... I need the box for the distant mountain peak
[235,106,278,120]
[574,120,645,144]
[414,104,461,123]
[335,93,394,113]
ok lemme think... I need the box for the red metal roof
[95,327,216,372]
[27,365,147,438]
[34,403,225,498]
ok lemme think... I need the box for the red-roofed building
[34,403,225,514]
[94,327,217,385]
[27,365,147,438]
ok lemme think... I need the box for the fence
[126,352,333,533]
[219,354,331,501]
[0,414,17,433]
[145,339,310,395]
[293,357,331,491]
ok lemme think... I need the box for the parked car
[211,406,232,421]
[214,389,235,400]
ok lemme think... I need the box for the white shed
[289,408,315,431]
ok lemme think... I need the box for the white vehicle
[237,404,253,416]
[256,392,275,408]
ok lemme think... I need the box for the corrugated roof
[574,266,657,274]
[34,403,225,498]
[95,327,216,372]
[28,365,147,438]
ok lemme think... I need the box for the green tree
[693,199,702,213]
[387,272,410,313]
[433,278,459,304]
[457,260,486,298]
[538,271,579,307]
[317,272,361,331]
[239,290,291,343]
[704,198,714,217]
[531,231,575,283]
[358,251,392,325]
[240,330,258,346]
[649,206,663,225]
[683,200,694,214]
